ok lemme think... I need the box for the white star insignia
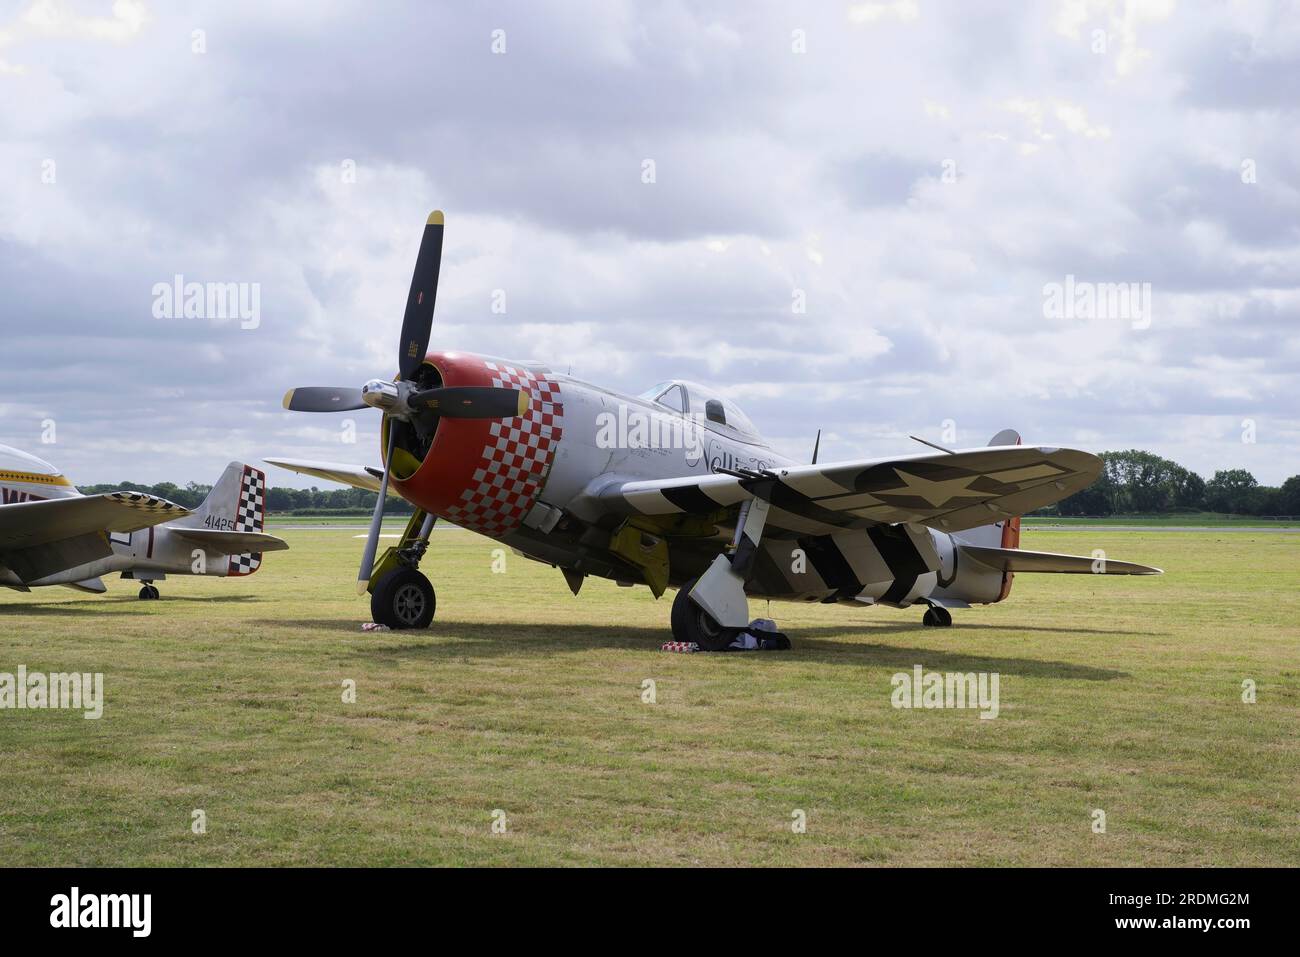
[881,469,989,508]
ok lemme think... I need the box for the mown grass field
[1021,515,1300,528]
[1,527,1296,866]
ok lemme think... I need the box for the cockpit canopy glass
[638,379,762,442]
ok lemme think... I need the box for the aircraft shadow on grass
[0,595,261,616]
[275,618,1136,681]
[0,602,1135,680]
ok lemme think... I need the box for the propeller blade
[398,210,445,380]
[357,426,398,595]
[407,386,529,419]
[283,387,367,412]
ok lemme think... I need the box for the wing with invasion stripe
[0,491,190,549]
[595,445,1101,536]
[0,491,190,584]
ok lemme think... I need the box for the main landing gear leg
[671,495,771,650]
[369,510,438,629]
[922,605,953,627]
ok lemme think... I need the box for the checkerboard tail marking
[228,465,266,576]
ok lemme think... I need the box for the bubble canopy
[637,379,762,443]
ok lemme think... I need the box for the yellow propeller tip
[427,210,444,226]
[281,389,294,410]
[517,391,531,416]
[356,580,370,596]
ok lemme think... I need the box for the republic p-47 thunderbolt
[271,211,1160,648]
[0,445,287,599]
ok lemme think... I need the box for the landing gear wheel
[370,568,436,629]
[671,579,732,651]
[922,605,952,627]
[138,585,159,601]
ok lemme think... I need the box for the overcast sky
[1,0,1297,488]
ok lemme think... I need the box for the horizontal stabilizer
[960,544,1162,575]
[165,527,289,553]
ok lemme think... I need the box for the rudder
[189,462,267,576]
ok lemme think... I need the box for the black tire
[371,568,436,629]
[922,605,952,627]
[138,585,158,601]
[671,579,732,651]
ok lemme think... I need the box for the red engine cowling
[386,351,565,539]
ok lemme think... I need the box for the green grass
[268,514,416,525]
[1,528,1296,866]
[1023,513,1300,527]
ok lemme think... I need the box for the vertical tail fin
[189,462,267,575]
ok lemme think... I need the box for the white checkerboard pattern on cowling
[227,465,265,576]
[441,363,564,538]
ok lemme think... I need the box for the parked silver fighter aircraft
[271,211,1160,647]
[0,445,287,599]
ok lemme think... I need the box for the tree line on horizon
[76,449,1298,518]
[74,481,416,514]
[1045,450,1299,517]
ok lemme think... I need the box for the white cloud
[0,0,1295,488]
[21,0,148,42]
[1054,101,1111,138]
[1051,0,1177,77]
[848,1,921,25]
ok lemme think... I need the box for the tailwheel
[922,605,952,627]
[371,567,436,629]
[138,584,160,601]
[671,578,733,651]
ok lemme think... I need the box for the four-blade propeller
[283,386,366,413]
[408,386,530,419]
[279,211,526,594]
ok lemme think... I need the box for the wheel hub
[393,583,427,624]
[696,608,724,640]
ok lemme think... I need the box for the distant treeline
[1043,450,1300,517]
[78,450,1299,518]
